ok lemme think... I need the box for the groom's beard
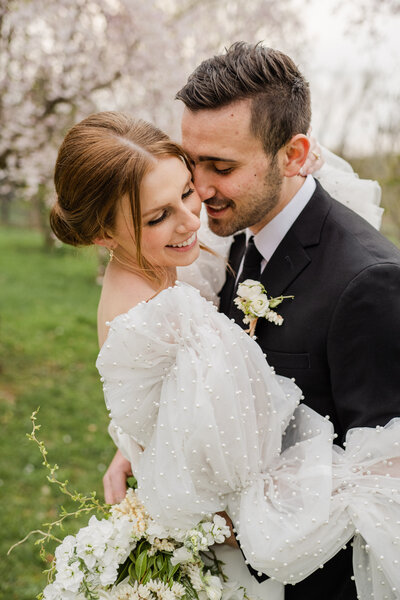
[205,158,283,237]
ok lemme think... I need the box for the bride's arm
[103,449,132,504]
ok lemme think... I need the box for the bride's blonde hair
[50,111,194,284]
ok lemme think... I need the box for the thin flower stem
[7,530,62,555]
[8,409,107,562]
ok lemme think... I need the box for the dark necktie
[236,236,263,285]
[228,236,264,323]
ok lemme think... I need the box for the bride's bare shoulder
[97,265,157,347]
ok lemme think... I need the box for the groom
[104,43,400,599]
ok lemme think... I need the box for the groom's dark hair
[176,41,311,156]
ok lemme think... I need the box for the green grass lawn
[0,228,114,599]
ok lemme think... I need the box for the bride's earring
[108,248,114,262]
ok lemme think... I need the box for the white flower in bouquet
[40,486,238,600]
[146,521,170,543]
[182,562,204,592]
[75,513,136,587]
[204,574,223,600]
[203,515,231,545]
[148,538,176,556]
[170,545,193,565]
[219,581,245,600]
[111,488,149,538]
[212,517,231,544]
[185,529,209,553]
[50,538,83,594]
[75,516,112,569]
[43,580,85,600]
[170,582,186,598]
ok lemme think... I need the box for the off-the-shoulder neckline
[98,282,199,353]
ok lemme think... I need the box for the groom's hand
[300,135,324,175]
[103,449,132,504]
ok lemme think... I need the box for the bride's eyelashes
[182,187,194,199]
[146,188,195,227]
[147,210,169,226]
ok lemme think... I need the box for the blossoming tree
[0,0,301,244]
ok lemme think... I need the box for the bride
[50,112,399,600]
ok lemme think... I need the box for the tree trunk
[32,183,54,250]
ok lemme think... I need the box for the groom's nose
[193,168,216,202]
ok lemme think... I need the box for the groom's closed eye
[213,165,233,174]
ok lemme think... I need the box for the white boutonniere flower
[234,279,294,337]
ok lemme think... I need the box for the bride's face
[114,156,201,269]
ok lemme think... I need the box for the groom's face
[181,99,284,236]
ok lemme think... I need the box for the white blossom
[56,560,84,593]
[171,545,193,565]
[249,295,270,317]
[221,581,245,600]
[170,582,186,598]
[236,281,264,300]
[265,310,284,326]
[204,574,223,600]
[211,514,231,543]
[146,521,170,542]
[185,529,209,553]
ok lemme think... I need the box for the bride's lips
[166,232,198,252]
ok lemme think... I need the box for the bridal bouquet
[41,488,232,600]
[11,412,239,600]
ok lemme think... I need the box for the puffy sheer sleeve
[314,147,383,230]
[232,414,400,599]
[96,282,300,528]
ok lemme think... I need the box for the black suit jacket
[219,180,400,600]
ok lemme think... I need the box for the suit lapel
[260,228,311,296]
[261,180,331,296]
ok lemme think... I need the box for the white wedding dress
[97,283,400,600]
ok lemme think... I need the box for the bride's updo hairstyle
[51,111,193,281]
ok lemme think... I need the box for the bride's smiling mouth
[166,232,198,251]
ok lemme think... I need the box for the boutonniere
[234,279,294,338]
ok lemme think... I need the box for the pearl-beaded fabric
[96,283,400,599]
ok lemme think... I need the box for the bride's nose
[175,208,200,234]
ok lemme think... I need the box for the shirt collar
[251,175,316,264]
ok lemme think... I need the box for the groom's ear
[281,134,310,177]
